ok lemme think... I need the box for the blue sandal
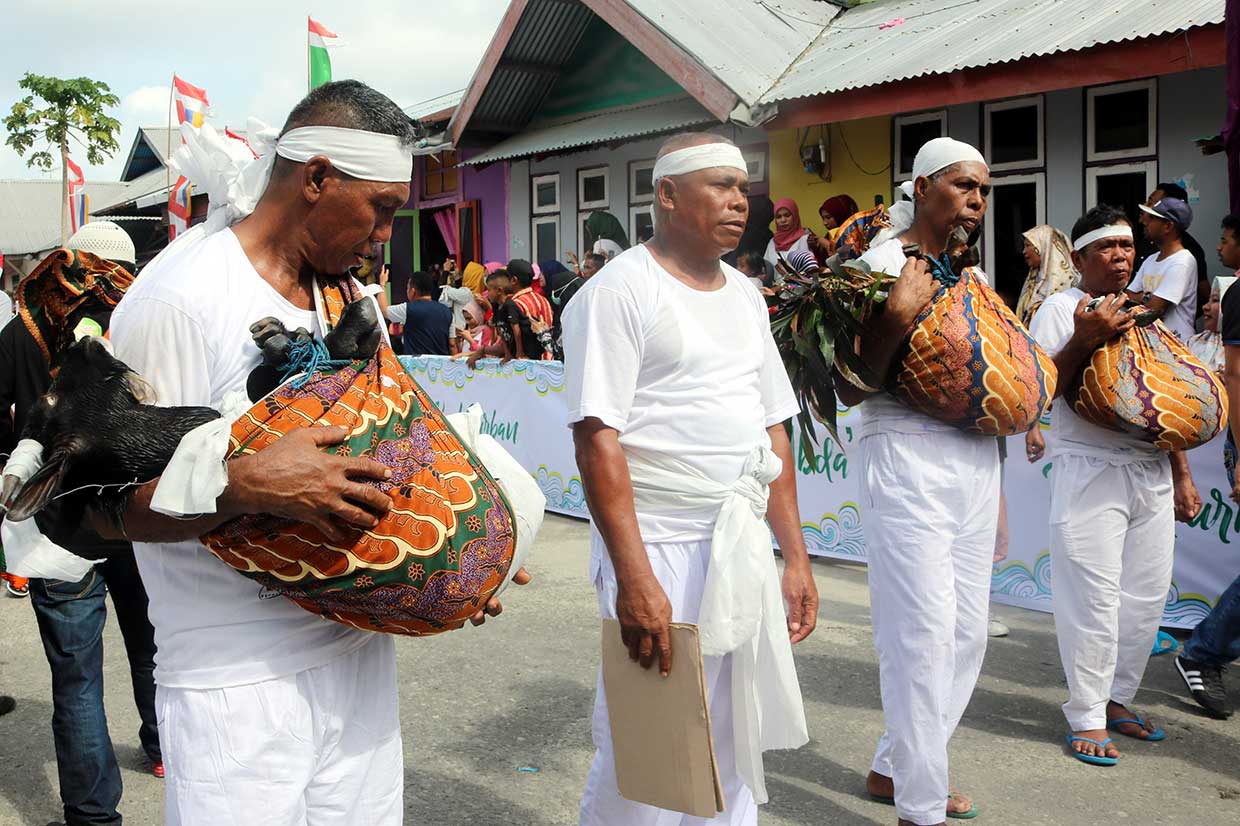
[1066,733,1119,766]
[1108,712,1166,741]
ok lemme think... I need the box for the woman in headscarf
[1187,275,1235,372]
[583,211,629,260]
[1015,225,1079,324]
[764,198,811,271]
[460,261,487,295]
[810,194,861,260]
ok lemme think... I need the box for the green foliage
[4,73,121,170]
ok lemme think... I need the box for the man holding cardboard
[563,131,818,826]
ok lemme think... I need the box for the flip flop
[1066,733,1119,766]
[866,791,979,819]
[1108,713,1166,742]
[1150,631,1179,656]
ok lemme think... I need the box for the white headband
[1073,224,1133,251]
[913,137,987,181]
[652,143,748,182]
[276,126,413,182]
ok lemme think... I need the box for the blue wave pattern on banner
[399,355,564,396]
[1161,582,1214,627]
[536,466,587,516]
[801,503,866,557]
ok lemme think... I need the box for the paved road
[1,514,1238,825]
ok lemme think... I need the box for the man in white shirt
[104,80,515,826]
[1026,206,1200,765]
[1131,197,1197,341]
[564,132,818,826]
[837,138,994,826]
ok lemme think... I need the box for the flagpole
[307,16,311,93]
[166,74,174,195]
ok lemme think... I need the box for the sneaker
[1175,655,1231,719]
[988,614,1009,637]
[151,761,165,779]
[3,575,28,598]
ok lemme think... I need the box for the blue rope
[926,252,961,288]
[280,338,353,389]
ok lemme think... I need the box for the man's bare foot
[1069,727,1120,759]
[867,771,969,817]
[1107,700,1160,739]
[947,788,973,815]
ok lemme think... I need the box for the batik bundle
[17,249,134,366]
[1068,322,1227,451]
[888,270,1058,436]
[201,280,519,636]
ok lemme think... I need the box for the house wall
[507,124,769,262]
[767,116,893,234]
[407,149,509,265]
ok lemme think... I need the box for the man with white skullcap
[100,81,519,825]
[1026,205,1200,765]
[835,137,993,825]
[564,132,818,825]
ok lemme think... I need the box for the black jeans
[30,554,159,826]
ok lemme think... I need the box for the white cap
[66,221,136,268]
[912,137,987,181]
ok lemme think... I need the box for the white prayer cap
[66,221,136,268]
[912,137,987,182]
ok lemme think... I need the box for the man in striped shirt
[507,258,555,360]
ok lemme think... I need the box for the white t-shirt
[854,238,991,440]
[763,234,811,271]
[562,244,799,543]
[1028,288,1161,462]
[439,284,473,331]
[1134,248,1197,342]
[109,229,374,689]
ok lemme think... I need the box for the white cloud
[122,84,173,124]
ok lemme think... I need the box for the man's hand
[470,567,531,626]
[1175,476,1203,522]
[466,349,486,370]
[885,256,941,330]
[1026,428,1046,463]
[228,426,392,543]
[378,265,389,287]
[782,562,819,644]
[616,573,673,676]
[1071,294,1136,349]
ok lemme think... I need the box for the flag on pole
[168,176,193,241]
[66,156,84,195]
[66,156,88,234]
[173,74,210,128]
[308,17,338,90]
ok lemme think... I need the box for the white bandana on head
[1072,224,1133,252]
[274,126,413,183]
[652,142,748,182]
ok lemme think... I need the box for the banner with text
[402,356,1239,628]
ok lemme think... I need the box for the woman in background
[764,198,811,271]
[1016,225,1078,324]
[1187,275,1235,372]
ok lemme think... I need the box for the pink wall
[409,149,509,265]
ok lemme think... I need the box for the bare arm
[766,423,818,643]
[1170,449,1202,522]
[574,417,673,676]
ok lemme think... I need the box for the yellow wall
[767,116,893,232]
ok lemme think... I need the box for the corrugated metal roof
[763,0,1225,103]
[404,90,465,122]
[0,179,136,255]
[464,96,716,164]
[625,0,839,106]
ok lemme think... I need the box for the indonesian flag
[168,175,193,241]
[308,17,338,90]
[173,74,210,128]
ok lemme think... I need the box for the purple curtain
[1226,0,1240,215]
[434,208,459,256]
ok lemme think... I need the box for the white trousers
[580,537,758,826]
[159,634,403,826]
[1049,453,1174,731]
[860,431,999,826]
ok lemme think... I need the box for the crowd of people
[0,76,1238,826]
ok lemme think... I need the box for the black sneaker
[1175,655,1231,719]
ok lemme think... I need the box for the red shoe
[151,762,165,779]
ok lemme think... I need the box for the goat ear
[6,454,70,522]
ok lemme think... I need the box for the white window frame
[629,204,654,246]
[531,173,561,216]
[629,159,656,204]
[982,172,1046,280]
[1086,78,1157,163]
[531,215,560,263]
[578,211,593,257]
[893,110,947,181]
[1085,160,1159,208]
[984,96,1044,172]
[577,167,609,211]
[742,147,766,184]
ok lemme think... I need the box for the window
[629,159,655,204]
[893,111,947,181]
[629,205,654,246]
[1086,160,1159,249]
[531,173,560,215]
[531,216,560,264]
[1087,79,1157,162]
[578,212,593,257]
[984,96,1044,172]
[742,147,767,183]
[578,167,609,211]
[982,173,1046,307]
[422,151,458,199]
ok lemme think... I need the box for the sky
[0,0,510,182]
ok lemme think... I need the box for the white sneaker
[988,615,1009,637]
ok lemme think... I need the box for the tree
[4,73,121,245]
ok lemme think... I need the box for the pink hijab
[772,198,809,252]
